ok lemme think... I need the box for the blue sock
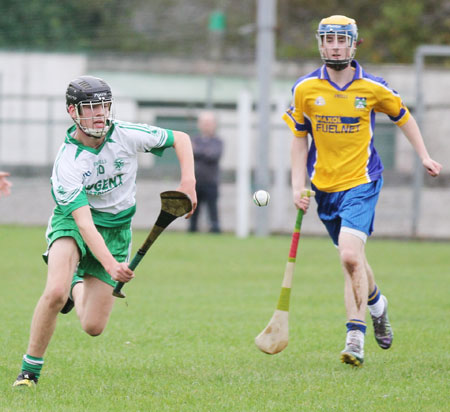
[346,319,367,334]
[368,285,381,305]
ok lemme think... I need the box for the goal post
[412,45,450,236]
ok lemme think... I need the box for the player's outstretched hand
[110,262,134,283]
[0,171,12,197]
[423,158,442,177]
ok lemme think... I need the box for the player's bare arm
[172,130,197,217]
[399,116,442,177]
[71,205,134,283]
[290,137,310,213]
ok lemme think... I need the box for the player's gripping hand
[423,157,442,177]
[293,189,311,213]
[109,262,134,283]
[176,181,197,218]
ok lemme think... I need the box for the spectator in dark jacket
[189,111,223,233]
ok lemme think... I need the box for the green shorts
[44,214,132,287]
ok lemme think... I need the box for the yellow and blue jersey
[282,60,410,192]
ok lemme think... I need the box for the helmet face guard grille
[74,99,114,139]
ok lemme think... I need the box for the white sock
[368,295,385,318]
[346,330,365,355]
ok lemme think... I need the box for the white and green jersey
[50,120,174,227]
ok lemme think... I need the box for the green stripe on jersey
[91,205,135,227]
[51,187,89,216]
[117,122,154,133]
[49,204,135,230]
[150,129,174,157]
[65,124,114,156]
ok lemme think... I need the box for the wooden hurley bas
[255,189,315,355]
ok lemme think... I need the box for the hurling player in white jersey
[13,76,197,387]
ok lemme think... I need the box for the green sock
[22,354,44,379]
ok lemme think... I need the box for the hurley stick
[113,190,192,298]
[255,189,315,354]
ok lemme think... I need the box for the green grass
[0,225,448,411]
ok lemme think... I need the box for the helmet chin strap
[325,60,351,71]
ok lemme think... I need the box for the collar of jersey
[65,123,116,156]
[319,60,363,90]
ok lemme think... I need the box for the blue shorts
[312,178,383,246]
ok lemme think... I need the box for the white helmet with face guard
[316,15,358,71]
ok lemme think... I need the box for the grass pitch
[0,225,448,411]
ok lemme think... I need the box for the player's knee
[82,321,106,337]
[43,286,69,310]
[339,248,361,273]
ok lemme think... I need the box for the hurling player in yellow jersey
[283,15,441,367]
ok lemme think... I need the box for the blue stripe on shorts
[312,178,383,245]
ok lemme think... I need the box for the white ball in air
[253,190,270,207]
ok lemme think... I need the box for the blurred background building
[0,0,449,238]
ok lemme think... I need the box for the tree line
[0,0,448,64]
